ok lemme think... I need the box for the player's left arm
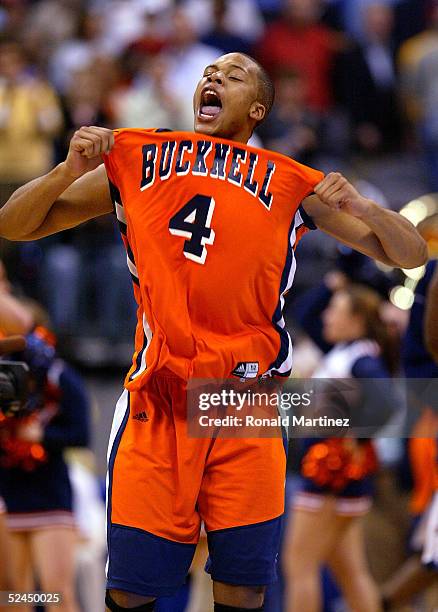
[302,173,428,269]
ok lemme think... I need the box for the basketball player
[0,53,427,612]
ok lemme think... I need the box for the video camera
[0,336,30,416]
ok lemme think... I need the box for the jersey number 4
[169,194,215,264]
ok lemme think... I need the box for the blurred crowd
[0,0,438,357]
[0,1,437,611]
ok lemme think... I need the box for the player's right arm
[0,127,115,241]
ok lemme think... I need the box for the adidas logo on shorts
[231,361,259,380]
[133,411,149,422]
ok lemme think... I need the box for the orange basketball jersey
[103,129,324,389]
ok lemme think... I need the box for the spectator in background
[123,5,169,77]
[200,0,252,55]
[398,0,438,188]
[255,0,283,20]
[257,68,321,164]
[332,0,409,42]
[256,0,343,114]
[162,7,221,130]
[0,327,90,612]
[58,64,112,156]
[0,0,26,40]
[182,0,264,48]
[0,39,63,206]
[94,0,174,58]
[404,47,438,191]
[49,9,112,96]
[398,0,438,120]
[112,54,190,130]
[23,0,82,71]
[335,2,402,153]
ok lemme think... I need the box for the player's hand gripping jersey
[103,129,323,387]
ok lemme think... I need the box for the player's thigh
[199,436,287,530]
[199,437,286,588]
[30,527,77,591]
[109,385,208,540]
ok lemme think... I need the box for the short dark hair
[240,53,275,120]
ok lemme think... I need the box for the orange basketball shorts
[106,373,287,598]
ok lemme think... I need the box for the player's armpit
[301,194,397,267]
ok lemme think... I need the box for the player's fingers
[77,127,105,157]
[314,172,342,194]
[319,177,348,201]
[314,172,339,190]
[71,136,100,159]
[87,126,114,152]
[73,126,110,157]
[81,126,114,154]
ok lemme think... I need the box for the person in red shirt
[256,0,343,114]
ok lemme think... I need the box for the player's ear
[249,101,266,123]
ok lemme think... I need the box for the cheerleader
[284,273,399,612]
[0,328,90,612]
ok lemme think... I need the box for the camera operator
[0,326,90,612]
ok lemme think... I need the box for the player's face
[193,53,265,142]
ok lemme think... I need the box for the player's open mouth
[198,89,223,121]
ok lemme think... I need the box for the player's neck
[196,127,251,144]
